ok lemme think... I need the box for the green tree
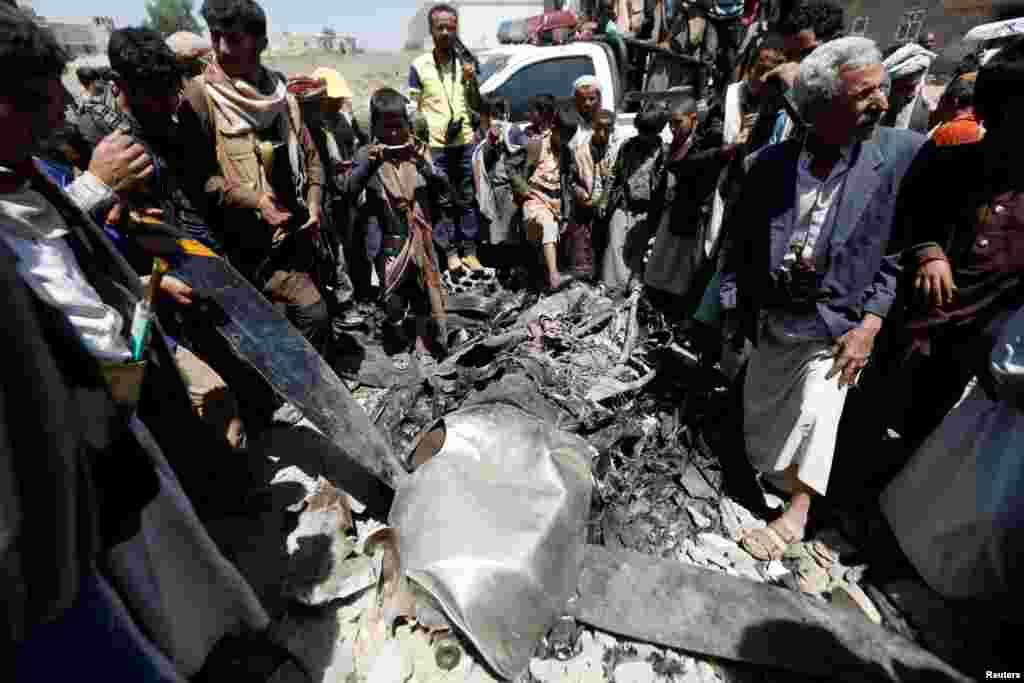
[144,0,202,36]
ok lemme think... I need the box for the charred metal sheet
[515,282,597,328]
[389,404,594,680]
[328,330,406,389]
[461,373,575,428]
[445,292,501,318]
[175,252,407,487]
[575,545,972,682]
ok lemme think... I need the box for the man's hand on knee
[827,313,883,388]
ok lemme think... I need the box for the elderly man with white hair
[720,37,926,561]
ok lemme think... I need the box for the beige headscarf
[203,60,305,190]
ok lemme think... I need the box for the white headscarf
[883,43,938,80]
[883,43,938,130]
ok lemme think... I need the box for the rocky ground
[194,273,990,683]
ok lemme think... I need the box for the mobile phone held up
[383,143,413,161]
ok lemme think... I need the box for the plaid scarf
[203,60,305,189]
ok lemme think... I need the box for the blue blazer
[721,126,926,344]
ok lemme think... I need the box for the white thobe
[743,145,856,496]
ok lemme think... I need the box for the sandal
[461,255,496,280]
[740,516,805,561]
[442,268,471,292]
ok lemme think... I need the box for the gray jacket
[721,126,926,344]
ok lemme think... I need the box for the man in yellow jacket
[408,3,484,276]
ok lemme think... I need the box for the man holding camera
[409,3,484,275]
[346,88,454,362]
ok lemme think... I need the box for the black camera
[767,264,828,311]
[445,117,464,146]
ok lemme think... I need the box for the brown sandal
[461,254,485,272]
[740,516,804,561]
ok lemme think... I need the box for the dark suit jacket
[890,139,1024,334]
[721,126,926,344]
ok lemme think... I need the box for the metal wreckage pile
[207,276,972,683]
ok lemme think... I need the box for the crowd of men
[1,0,1021,677]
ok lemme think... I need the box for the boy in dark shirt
[346,88,455,360]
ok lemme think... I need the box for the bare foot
[740,514,805,561]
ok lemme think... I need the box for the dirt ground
[64,50,415,127]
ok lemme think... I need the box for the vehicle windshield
[478,54,510,85]
[486,55,596,121]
